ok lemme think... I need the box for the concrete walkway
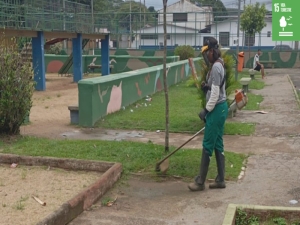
[68,69,300,225]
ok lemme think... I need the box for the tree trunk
[163,0,169,153]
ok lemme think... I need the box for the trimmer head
[155,158,169,174]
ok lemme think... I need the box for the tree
[162,0,169,152]
[114,2,155,31]
[190,0,228,21]
[148,6,156,13]
[240,2,267,55]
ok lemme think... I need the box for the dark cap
[204,37,219,50]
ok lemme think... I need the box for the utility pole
[144,0,146,26]
[242,0,245,52]
[140,0,142,48]
[129,0,132,48]
[63,0,66,49]
[91,0,94,30]
[91,0,94,55]
[235,0,241,81]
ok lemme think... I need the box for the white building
[207,17,294,49]
[132,24,204,49]
[156,0,213,30]
[131,0,213,49]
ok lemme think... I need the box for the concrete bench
[87,65,113,73]
[227,94,237,118]
[68,105,79,124]
[260,60,277,69]
[248,69,259,80]
[239,77,251,93]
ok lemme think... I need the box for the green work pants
[203,101,228,156]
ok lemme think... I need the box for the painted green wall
[45,50,300,74]
[78,58,201,127]
[109,49,300,68]
[45,55,179,74]
[243,50,300,68]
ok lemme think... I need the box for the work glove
[201,81,210,94]
[199,108,209,122]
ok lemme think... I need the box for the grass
[224,122,255,135]
[96,81,203,133]
[244,93,264,110]
[0,136,246,181]
[96,80,256,135]
[227,71,265,92]
[236,208,300,225]
[13,196,28,211]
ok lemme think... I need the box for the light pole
[91,0,94,55]
[144,0,146,26]
[235,0,241,81]
[63,0,66,49]
[129,0,132,48]
[91,0,94,31]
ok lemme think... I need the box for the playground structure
[0,0,110,91]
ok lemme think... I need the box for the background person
[253,49,265,79]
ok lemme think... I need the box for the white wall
[157,0,213,30]
[132,24,201,48]
[132,34,199,48]
[210,20,294,48]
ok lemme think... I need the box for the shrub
[45,42,62,55]
[174,45,195,60]
[0,36,34,135]
[188,50,236,109]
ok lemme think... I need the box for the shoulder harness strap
[214,59,226,88]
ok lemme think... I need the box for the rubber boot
[188,149,210,191]
[209,150,226,189]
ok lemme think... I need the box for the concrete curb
[223,204,300,225]
[287,74,300,107]
[0,154,123,225]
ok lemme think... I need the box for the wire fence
[0,0,93,33]
[0,1,295,50]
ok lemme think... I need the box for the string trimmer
[155,127,205,173]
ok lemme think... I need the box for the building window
[173,13,187,22]
[166,34,170,40]
[219,32,229,47]
[244,33,255,46]
[267,31,271,37]
[141,34,158,40]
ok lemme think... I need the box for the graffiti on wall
[107,81,123,114]
[99,63,190,117]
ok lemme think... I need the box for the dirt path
[12,70,300,225]
[20,74,79,138]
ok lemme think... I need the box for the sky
[135,0,272,11]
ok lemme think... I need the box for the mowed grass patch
[0,136,246,181]
[96,80,255,135]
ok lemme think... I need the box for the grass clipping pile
[0,164,102,225]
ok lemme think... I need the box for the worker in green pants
[188,37,228,191]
